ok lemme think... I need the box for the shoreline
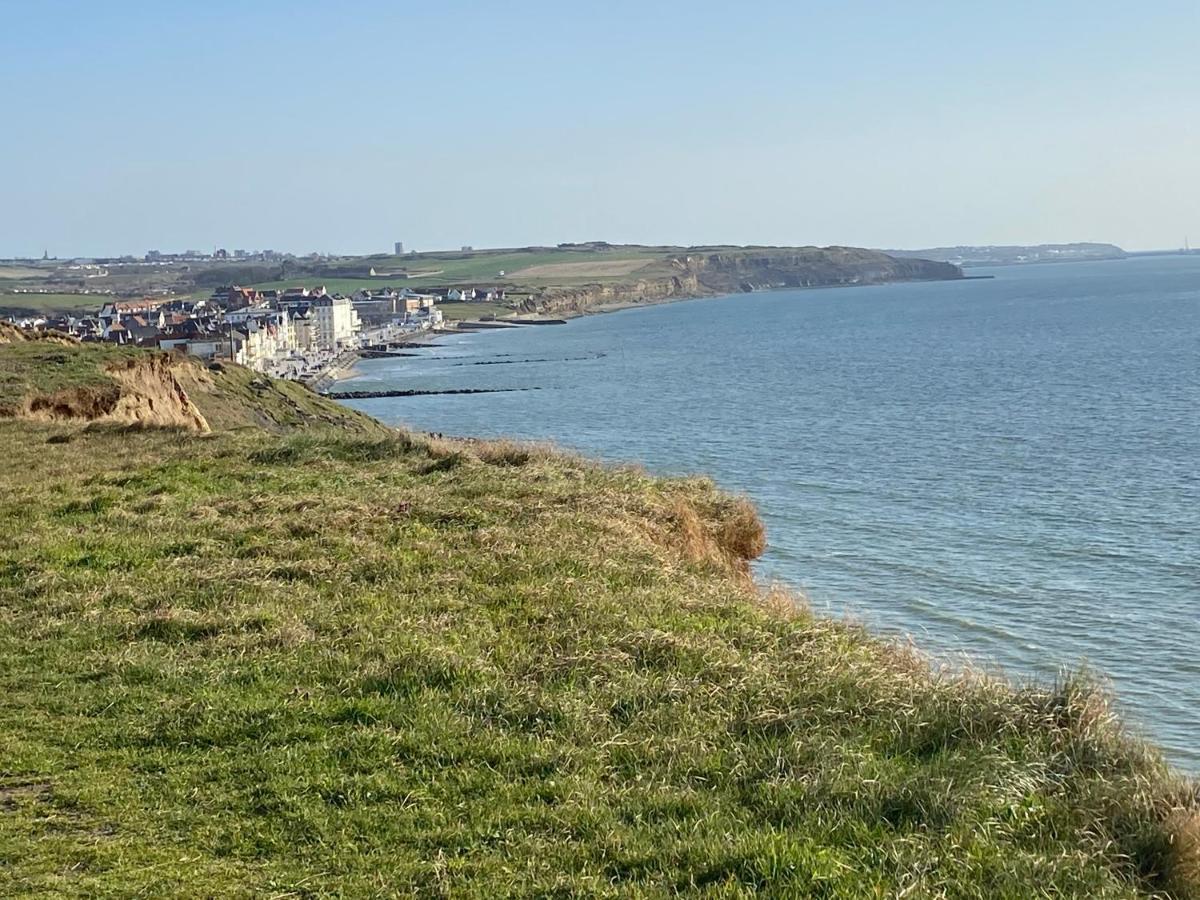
[306,328,449,390]
[309,264,1200,774]
[329,273,970,383]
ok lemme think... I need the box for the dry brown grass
[0,322,79,344]
[468,437,564,467]
[756,582,810,620]
[1166,808,1200,898]
[716,495,768,561]
[666,491,767,575]
[23,383,121,419]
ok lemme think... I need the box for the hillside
[0,324,385,435]
[885,243,1127,266]
[0,339,1197,898]
[520,246,962,316]
[1,244,961,318]
[297,244,963,317]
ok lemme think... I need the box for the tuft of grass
[0,417,1196,896]
[1166,808,1200,898]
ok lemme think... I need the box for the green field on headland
[0,244,965,320]
[0,293,113,315]
[1,330,1197,897]
[243,248,667,298]
[362,247,663,286]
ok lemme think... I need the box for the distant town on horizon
[7,238,1200,267]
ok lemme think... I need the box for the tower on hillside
[394,241,404,256]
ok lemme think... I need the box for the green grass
[0,342,1198,897]
[0,266,52,280]
[0,334,385,436]
[0,293,111,315]
[435,300,515,320]
[172,359,388,435]
[345,248,662,283]
[247,248,666,296]
[0,340,138,413]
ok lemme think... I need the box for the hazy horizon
[3,1,1197,257]
[0,239,1167,262]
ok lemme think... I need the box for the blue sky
[2,1,1197,256]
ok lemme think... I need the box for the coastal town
[0,282,513,386]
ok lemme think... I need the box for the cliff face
[687,247,962,291]
[0,331,386,436]
[22,354,210,433]
[522,247,961,314]
[0,330,207,430]
[522,273,703,315]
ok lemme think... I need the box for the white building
[310,296,360,351]
[223,308,297,367]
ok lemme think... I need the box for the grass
[0,267,50,280]
[0,342,1197,897]
[435,300,515,321]
[341,248,663,284]
[0,293,112,315]
[171,359,388,435]
[0,340,138,414]
[247,248,668,297]
[0,334,384,435]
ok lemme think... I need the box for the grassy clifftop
[515,246,962,316]
[1,341,1197,897]
[0,326,385,436]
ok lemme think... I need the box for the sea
[333,255,1200,769]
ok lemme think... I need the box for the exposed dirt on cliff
[2,327,385,436]
[0,321,78,346]
[18,354,210,432]
[24,383,123,420]
[102,356,211,432]
[521,274,702,314]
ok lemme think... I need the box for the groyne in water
[325,387,543,399]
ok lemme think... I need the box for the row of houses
[9,282,472,376]
[348,287,441,323]
[349,285,504,315]
[445,287,506,303]
[27,289,371,373]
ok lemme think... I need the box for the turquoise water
[335,256,1200,768]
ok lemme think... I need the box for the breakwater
[325,386,542,399]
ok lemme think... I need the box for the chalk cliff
[522,247,961,314]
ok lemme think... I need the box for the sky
[2,0,1198,257]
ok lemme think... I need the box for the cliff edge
[0,338,1196,898]
[522,246,962,315]
[0,325,385,436]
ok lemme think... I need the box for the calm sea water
[335,256,1200,769]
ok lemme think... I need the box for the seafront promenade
[302,323,451,392]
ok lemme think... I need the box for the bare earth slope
[0,325,385,436]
